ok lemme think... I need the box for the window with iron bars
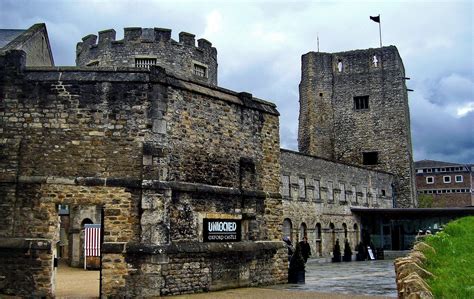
[193,64,207,77]
[135,58,157,69]
[354,95,369,110]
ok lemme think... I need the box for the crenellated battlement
[76,27,218,85]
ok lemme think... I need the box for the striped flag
[84,224,101,257]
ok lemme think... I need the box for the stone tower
[298,46,416,207]
[76,27,218,85]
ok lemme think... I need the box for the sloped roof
[0,29,25,48]
[414,159,464,168]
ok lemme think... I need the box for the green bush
[423,216,474,298]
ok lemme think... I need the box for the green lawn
[423,216,474,298]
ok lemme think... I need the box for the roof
[0,29,25,48]
[351,207,474,217]
[414,159,465,169]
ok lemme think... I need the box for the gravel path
[55,264,99,298]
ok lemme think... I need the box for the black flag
[370,15,380,23]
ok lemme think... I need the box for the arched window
[299,222,307,241]
[337,60,343,72]
[343,223,348,240]
[373,55,378,67]
[282,218,292,241]
[81,218,93,227]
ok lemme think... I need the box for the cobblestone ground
[269,259,397,297]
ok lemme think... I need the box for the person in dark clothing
[299,236,311,263]
[288,242,306,283]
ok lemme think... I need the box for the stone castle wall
[280,149,394,256]
[298,46,416,208]
[0,50,284,297]
[76,27,217,85]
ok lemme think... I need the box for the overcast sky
[1,0,472,164]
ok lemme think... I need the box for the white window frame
[426,176,434,184]
[443,175,451,183]
[455,175,463,183]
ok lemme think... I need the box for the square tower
[298,46,416,207]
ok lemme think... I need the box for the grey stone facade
[76,27,217,85]
[298,46,416,208]
[280,149,394,257]
[0,23,54,66]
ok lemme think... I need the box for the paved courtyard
[54,259,396,298]
[270,259,397,297]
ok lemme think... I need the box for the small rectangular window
[426,176,434,184]
[314,179,321,201]
[443,176,451,183]
[455,175,463,183]
[363,152,378,165]
[354,96,369,110]
[282,175,290,197]
[298,177,306,199]
[340,183,346,201]
[328,181,333,201]
[135,58,157,69]
[193,64,207,77]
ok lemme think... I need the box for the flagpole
[378,14,382,47]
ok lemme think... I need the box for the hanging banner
[84,224,101,257]
[203,219,241,242]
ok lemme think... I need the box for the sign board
[203,219,241,242]
[367,246,375,260]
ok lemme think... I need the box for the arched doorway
[315,223,322,256]
[299,222,307,241]
[282,218,293,241]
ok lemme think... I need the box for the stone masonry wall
[298,46,416,208]
[280,149,394,256]
[0,49,284,296]
[102,242,287,297]
[76,27,217,85]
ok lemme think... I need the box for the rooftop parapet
[76,26,218,85]
[77,27,214,52]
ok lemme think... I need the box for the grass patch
[423,216,474,298]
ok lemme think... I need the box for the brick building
[415,160,473,207]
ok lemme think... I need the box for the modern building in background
[415,160,473,207]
